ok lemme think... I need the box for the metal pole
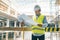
[22,26,24,40]
[59,31,60,40]
[50,32,53,40]
[2,32,3,40]
[14,32,16,40]
[22,30,24,40]
[56,32,57,40]
[6,32,8,40]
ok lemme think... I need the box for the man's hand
[37,24,42,27]
[21,21,24,27]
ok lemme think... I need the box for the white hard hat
[34,5,41,11]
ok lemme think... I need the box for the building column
[22,31,24,40]
[2,22,4,27]
[55,24,56,27]
[58,23,60,28]
[6,19,9,27]
[14,21,17,27]
[2,32,3,40]
[19,23,21,27]
[6,32,8,40]
[14,32,16,40]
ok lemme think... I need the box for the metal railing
[0,27,60,40]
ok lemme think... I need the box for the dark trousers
[32,34,45,40]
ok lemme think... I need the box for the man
[17,5,48,40]
[32,5,48,40]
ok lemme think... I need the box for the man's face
[35,10,41,15]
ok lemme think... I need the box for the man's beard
[36,13,40,17]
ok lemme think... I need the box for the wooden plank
[0,27,60,32]
[0,27,32,31]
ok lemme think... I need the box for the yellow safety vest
[32,15,45,35]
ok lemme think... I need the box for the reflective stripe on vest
[32,15,45,34]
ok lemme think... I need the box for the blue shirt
[43,16,48,24]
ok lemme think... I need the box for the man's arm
[17,14,38,27]
[42,16,48,27]
[43,16,48,24]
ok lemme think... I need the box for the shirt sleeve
[42,16,48,28]
[43,16,48,24]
